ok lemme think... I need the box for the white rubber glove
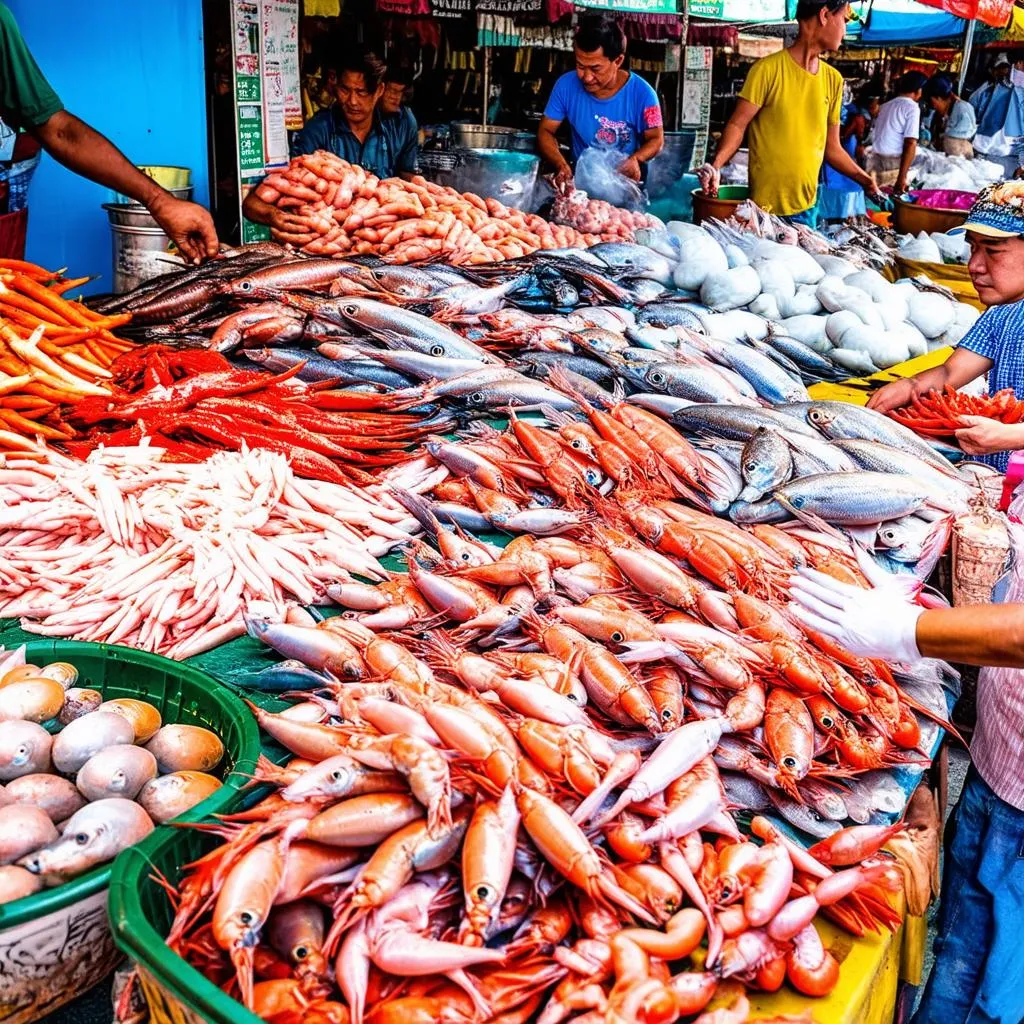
[788,568,924,664]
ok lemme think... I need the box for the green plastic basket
[110,819,266,1024]
[0,640,261,1024]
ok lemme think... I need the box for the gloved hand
[788,568,924,664]
[696,163,720,197]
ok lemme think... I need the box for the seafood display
[0,649,223,899]
[551,188,662,238]
[0,260,134,449]
[0,444,421,656]
[889,385,1024,438]
[253,153,608,261]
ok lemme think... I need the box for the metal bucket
[110,184,193,209]
[102,203,180,294]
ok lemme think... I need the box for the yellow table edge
[808,348,953,407]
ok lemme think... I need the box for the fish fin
[771,492,847,542]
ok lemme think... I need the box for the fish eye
[610,631,624,643]
[567,694,581,703]
[469,392,485,405]
[239,910,257,925]
[331,770,344,781]
[294,945,309,960]
[782,757,798,769]
[75,832,89,845]
[343,305,358,316]
[459,551,473,562]
[430,345,446,357]
[744,462,758,474]
[821,714,835,728]
[476,885,492,899]
[650,371,665,385]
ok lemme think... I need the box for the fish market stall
[0,181,981,1024]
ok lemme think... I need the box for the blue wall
[8,0,209,292]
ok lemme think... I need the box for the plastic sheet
[906,188,976,211]
[574,145,646,210]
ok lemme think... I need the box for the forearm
[634,134,663,165]
[825,142,872,188]
[537,129,568,170]
[242,192,275,226]
[898,139,917,184]
[711,120,745,170]
[917,604,1024,667]
[31,111,165,206]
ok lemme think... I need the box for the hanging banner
[681,46,712,168]
[576,0,680,13]
[913,0,1010,27]
[687,0,786,20]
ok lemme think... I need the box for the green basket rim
[110,798,271,1024]
[0,640,262,931]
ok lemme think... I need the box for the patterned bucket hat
[956,181,1024,238]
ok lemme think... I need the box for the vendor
[971,53,1014,153]
[868,71,927,193]
[380,65,418,150]
[243,51,418,245]
[787,567,1024,1024]
[697,0,877,228]
[537,14,664,193]
[0,1,217,262]
[819,87,882,222]
[869,181,1024,472]
[925,74,976,158]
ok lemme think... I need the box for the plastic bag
[573,145,646,210]
[551,187,661,240]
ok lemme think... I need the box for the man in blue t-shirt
[537,14,663,192]
[868,181,1024,472]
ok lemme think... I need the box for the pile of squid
[64,345,451,486]
[0,443,430,657]
[253,153,608,262]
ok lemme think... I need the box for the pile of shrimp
[154,406,953,1023]
[254,153,608,263]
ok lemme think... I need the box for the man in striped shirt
[869,180,1024,473]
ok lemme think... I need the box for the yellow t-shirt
[738,49,843,216]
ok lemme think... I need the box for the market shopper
[696,0,877,227]
[924,74,976,157]
[788,566,1024,1024]
[868,71,927,193]
[537,14,664,193]
[819,87,881,221]
[0,1,218,263]
[971,52,1014,153]
[869,181,1024,472]
[243,51,419,245]
[380,65,419,144]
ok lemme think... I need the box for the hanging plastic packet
[573,144,646,210]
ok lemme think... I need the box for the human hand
[696,163,720,196]
[148,193,219,264]
[553,163,574,192]
[955,415,1024,455]
[894,177,908,195]
[268,208,319,247]
[788,568,924,664]
[867,377,919,414]
[618,156,642,182]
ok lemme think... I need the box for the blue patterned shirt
[958,298,1024,471]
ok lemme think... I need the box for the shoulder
[960,301,1020,354]
[552,71,579,96]
[306,108,334,129]
[819,60,843,89]
[0,3,18,35]
[297,108,334,147]
[748,51,783,78]
[628,73,658,102]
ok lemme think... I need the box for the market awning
[913,0,1012,28]
[846,0,967,44]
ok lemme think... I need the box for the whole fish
[671,404,819,441]
[832,440,970,503]
[738,427,793,503]
[424,373,581,411]
[766,792,841,839]
[730,472,941,526]
[246,347,415,389]
[226,259,361,297]
[243,660,332,693]
[695,338,809,405]
[416,276,533,316]
[509,352,617,387]
[754,332,841,379]
[636,303,707,331]
[329,347,487,382]
[589,242,674,286]
[637,360,758,406]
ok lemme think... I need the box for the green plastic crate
[110,818,266,1024]
[0,640,262,1024]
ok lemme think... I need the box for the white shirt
[871,95,921,156]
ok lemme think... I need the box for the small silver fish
[739,427,793,503]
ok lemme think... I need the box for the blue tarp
[846,0,966,43]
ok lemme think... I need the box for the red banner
[913,0,1012,27]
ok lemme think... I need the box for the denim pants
[913,768,1024,1024]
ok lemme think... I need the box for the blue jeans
[913,769,1024,1024]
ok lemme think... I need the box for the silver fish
[739,427,793,503]
[730,472,941,525]
[721,771,771,811]
[833,439,970,504]
[671,404,819,441]
[641,360,757,406]
[589,242,674,285]
[694,338,809,405]
[766,791,842,839]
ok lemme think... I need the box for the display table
[807,348,953,407]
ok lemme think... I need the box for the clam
[6,774,87,822]
[98,698,162,744]
[145,724,224,774]
[0,678,66,723]
[138,771,222,824]
[58,688,103,726]
[0,721,52,780]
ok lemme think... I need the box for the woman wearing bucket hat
[869,181,1024,471]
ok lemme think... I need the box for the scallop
[0,665,42,688]
[38,662,79,690]
[58,688,103,726]
[51,712,134,775]
[6,774,86,822]
[0,865,43,904]
[0,721,52,781]
[98,698,162,743]
[138,771,222,824]
[0,804,58,865]
[144,724,224,773]
[0,679,66,723]
[76,745,157,802]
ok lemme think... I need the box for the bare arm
[824,124,876,192]
[619,127,665,181]
[917,604,1024,667]
[710,98,759,173]
[537,117,572,188]
[867,347,993,413]
[895,137,917,193]
[32,111,218,263]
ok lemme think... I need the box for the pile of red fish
[888,385,1024,438]
[64,346,449,485]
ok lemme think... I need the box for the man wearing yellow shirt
[698,0,877,227]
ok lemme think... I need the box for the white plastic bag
[574,145,646,210]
